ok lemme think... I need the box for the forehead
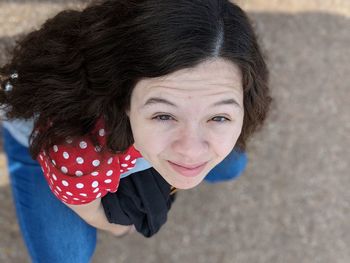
[132,58,243,100]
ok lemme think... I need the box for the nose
[171,124,209,163]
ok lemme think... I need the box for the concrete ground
[0,0,349,262]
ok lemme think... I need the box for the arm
[35,120,140,236]
[65,198,133,237]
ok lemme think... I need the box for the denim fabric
[204,148,247,183]
[2,118,34,147]
[2,127,97,263]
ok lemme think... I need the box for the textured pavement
[0,1,349,262]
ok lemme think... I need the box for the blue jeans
[205,148,247,183]
[2,127,96,263]
[2,126,246,262]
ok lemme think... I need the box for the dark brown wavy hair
[0,0,271,159]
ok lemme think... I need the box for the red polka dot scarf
[37,118,143,205]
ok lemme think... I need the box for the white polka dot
[121,163,128,167]
[127,167,133,170]
[104,179,112,184]
[62,195,68,199]
[66,137,73,144]
[62,180,69,187]
[51,159,56,166]
[107,157,113,164]
[99,129,105,136]
[106,170,113,176]
[61,166,68,174]
[54,190,59,196]
[120,169,123,172]
[79,193,87,197]
[62,152,69,159]
[50,179,54,185]
[96,193,102,198]
[75,171,83,176]
[56,186,62,192]
[79,141,88,149]
[91,171,99,176]
[73,198,79,201]
[81,200,87,203]
[131,159,137,164]
[66,191,73,196]
[76,157,84,164]
[53,145,58,152]
[76,183,84,189]
[41,167,44,173]
[92,181,99,188]
[39,155,43,161]
[124,155,131,161]
[93,188,99,193]
[92,160,100,167]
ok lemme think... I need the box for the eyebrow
[142,97,242,109]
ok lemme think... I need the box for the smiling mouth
[167,161,207,177]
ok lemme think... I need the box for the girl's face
[127,58,244,189]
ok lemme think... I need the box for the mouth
[167,161,207,177]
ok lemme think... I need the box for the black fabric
[101,167,176,238]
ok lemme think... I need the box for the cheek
[131,120,168,158]
[232,122,243,143]
[214,122,242,144]
[212,123,243,158]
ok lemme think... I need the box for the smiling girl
[0,0,271,262]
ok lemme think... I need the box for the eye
[152,114,230,123]
[152,114,175,122]
[211,116,231,123]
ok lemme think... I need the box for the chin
[175,183,200,190]
[170,176,205,190]
[155,162,209,190]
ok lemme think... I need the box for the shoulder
[37,119,142,205]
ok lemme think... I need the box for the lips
[168,161,207,177]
